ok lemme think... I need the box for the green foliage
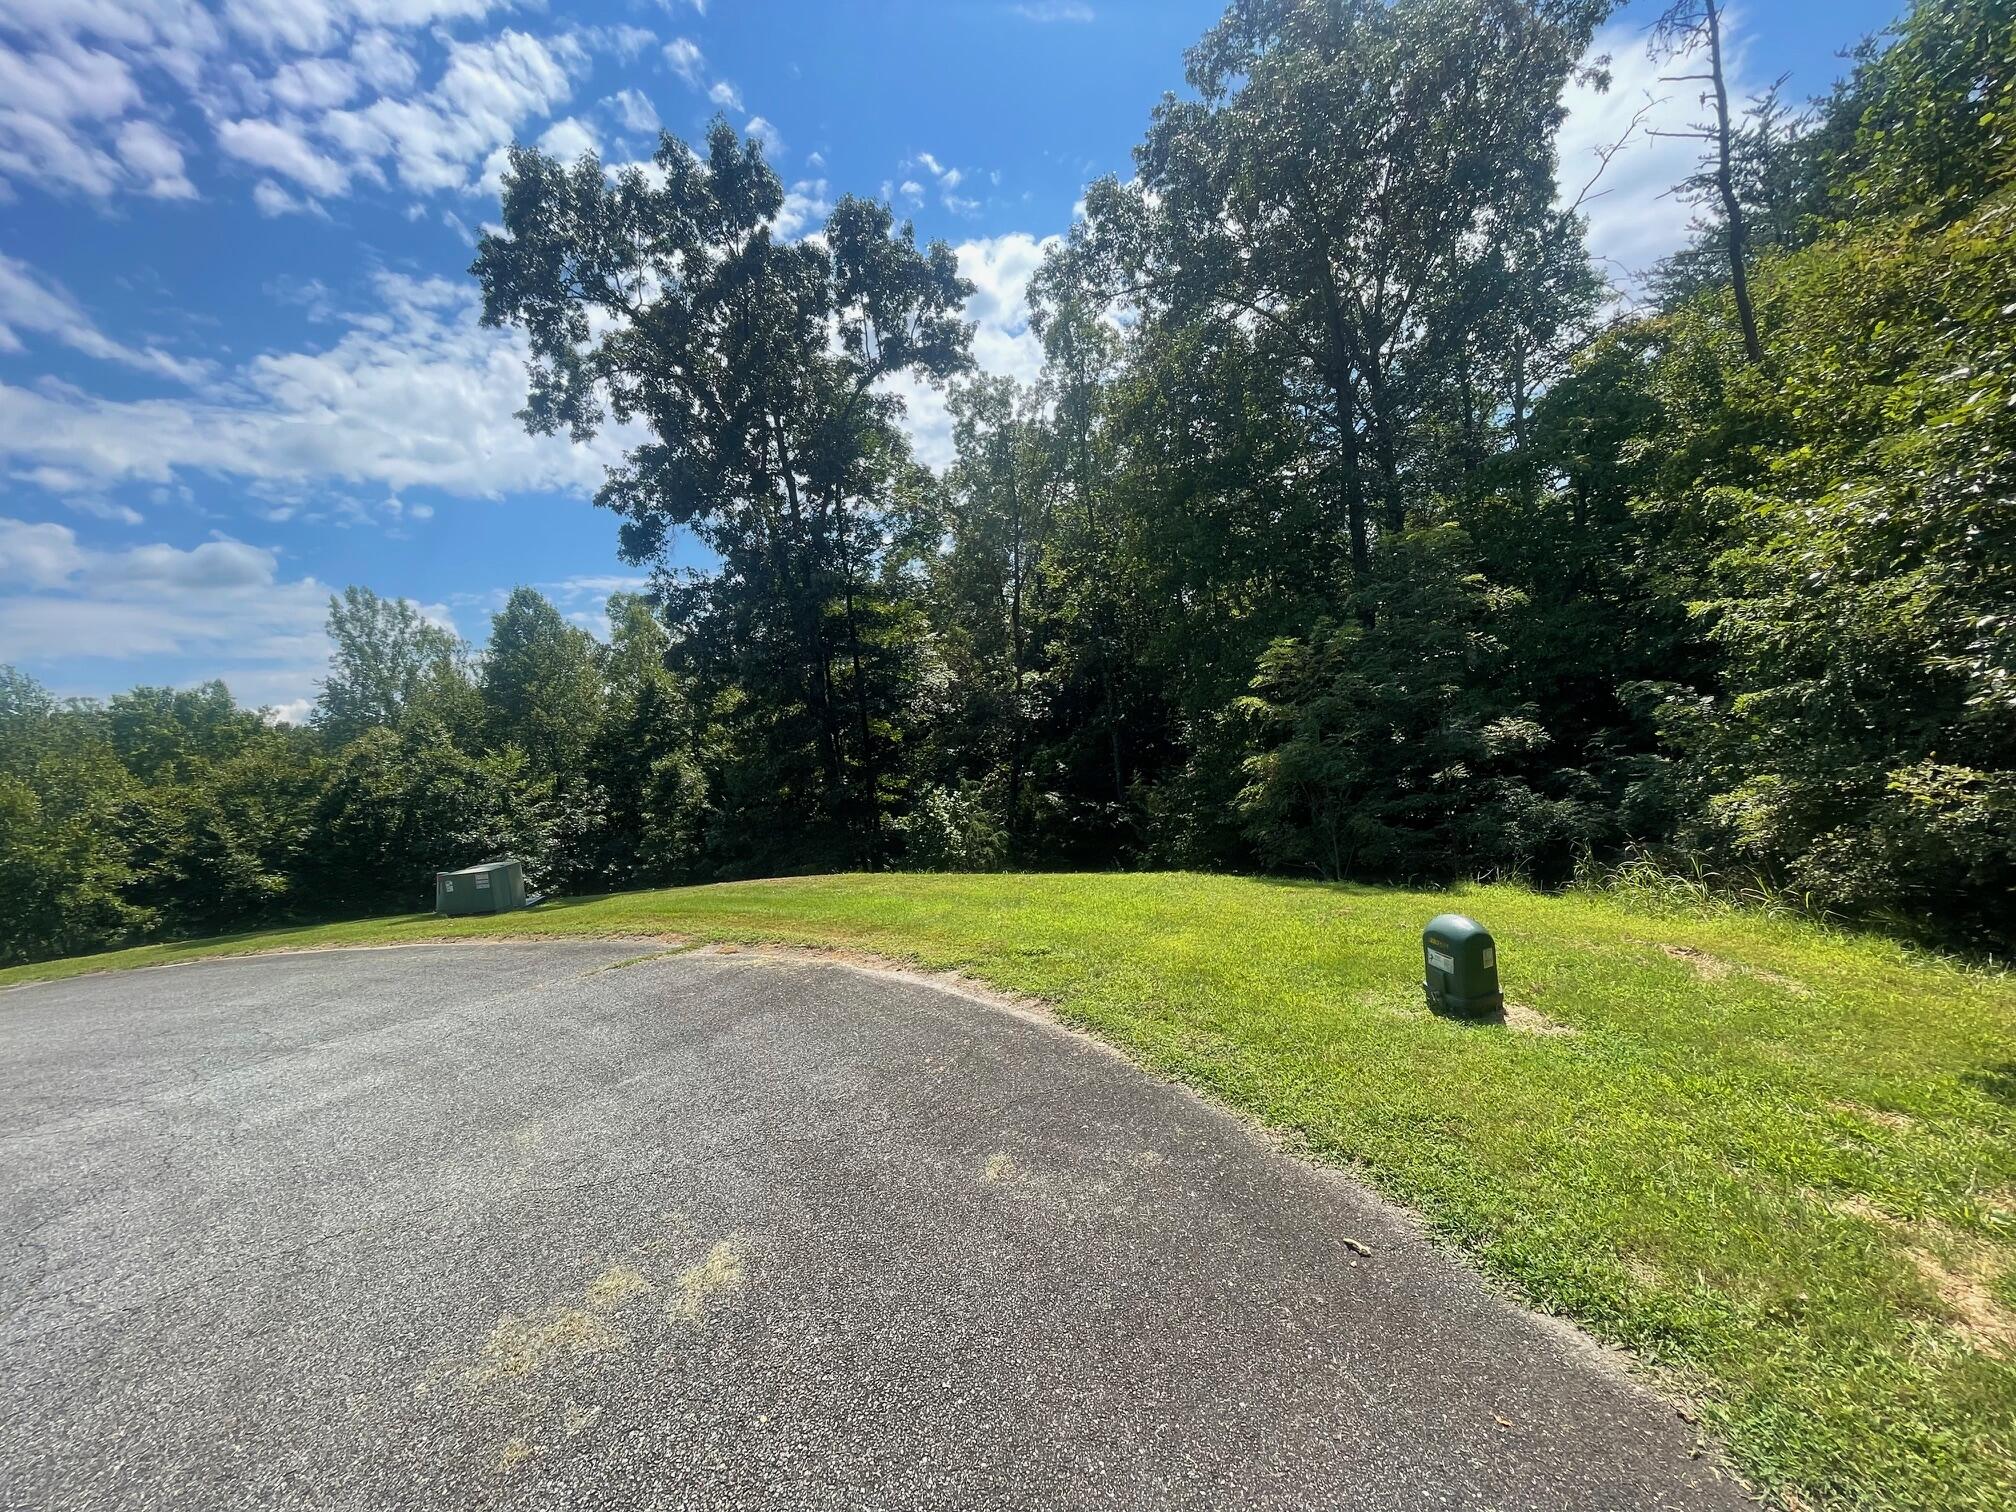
[892,782,1007,872]
[310,720,550,911]
[1235,528,1609,883]
[315,586,467,746]
[1632,174,2016,945]
[481,586,604,773]
[105,681,266,781]
[1823,0,2016,223]
[474,122,972,866]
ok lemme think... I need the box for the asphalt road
[1,942,1750,1511]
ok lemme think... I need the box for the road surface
[1,942,1749,1510]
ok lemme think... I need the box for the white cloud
[881,231,1062,469]
[1558,16,1764,283]
[581,23,655,62]
[265,55,360,112]
[348,28,418,93]
[663,33,756,133]
[0,105,124,196]
[1012,2,1095,20]
[0,271,630,499]
[0,3,563,206]
[0,36,138,122]
[537,114,598,162]
[57,493,147,525]
[115,118,195,198]
[903,148,984,215]
[663,35,703,87]
[773,177,828,240]
[217,113,352,196]
[744,115,781,154]
[250,176,325,217]
[308,27,587,196]
[0,252,208,383]
[0,515,334,709]
[609,87,657,134]
[217,0,504,56]
[956,232,1059,384]
[0,516,88,589]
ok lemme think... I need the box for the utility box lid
[439,860,517,881]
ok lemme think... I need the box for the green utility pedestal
[1423,913,1503,1017]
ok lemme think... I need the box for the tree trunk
[1706,0,1764,364]
[837,506,882,870]
[1005,442,1027,851]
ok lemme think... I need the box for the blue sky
[0,0,1904,720]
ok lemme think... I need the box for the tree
[1818,0,2016,224]
[1045,0,1609,583]
[315,587,467,746]
[931,375,1051,848]
[1234,526,1578,880]
[481,587,604,774]
[1637,185,2016,943]
[572,593,709,887]
[311,719,551,911]
[105,682,266,783]
[0,692,146,965]
[1651,0,1767,361]
[474,122,973,865]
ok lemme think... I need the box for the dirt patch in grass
[1907,1242,2016,1354]
[1822,1192,2016,1355]
[1502,1000,1576,1036]
[1828,1100,1918,1134]
[1649,942,1810,996]
[1659,943,1738,981]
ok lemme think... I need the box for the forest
[2,0,2011,966]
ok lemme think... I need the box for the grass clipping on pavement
[4,871,2013,1509]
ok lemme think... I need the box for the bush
[894,783,1007,872]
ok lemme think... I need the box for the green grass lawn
[4,872,2012,1508]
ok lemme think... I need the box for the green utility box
[435,858,528,916]
[1423,913,1503,1017]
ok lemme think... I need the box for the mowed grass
[4,872,2012,1508]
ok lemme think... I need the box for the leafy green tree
[1047,0,1608,580]
[480,587,604,775]
[926,375,1053,849]
[104,681,266,782]
[1234,527,1588,880]
[474,122,972,865]
[1651,0,1768,360]
[315,586,469,746]
[1820,0,2016,224]
[311,718,552,911]
[1639,190,2016,941]
[566,593,709,888]
[0,671,147,965]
